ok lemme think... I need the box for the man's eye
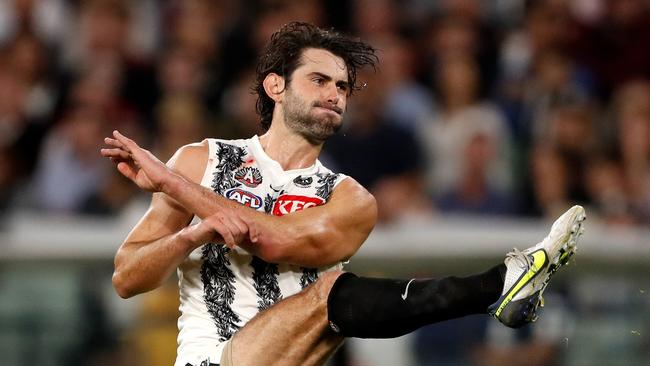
[313,78,324,85]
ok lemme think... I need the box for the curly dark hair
[254,22,378,131]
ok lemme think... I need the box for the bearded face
[272,48,349,144]
[282,84,344,144]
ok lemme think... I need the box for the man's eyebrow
[309,72,350,88]
[309,72,333,81]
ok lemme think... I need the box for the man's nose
[325,83,340,104]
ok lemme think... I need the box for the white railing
[1,205,649,263]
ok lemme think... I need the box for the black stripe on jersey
[211,142,247,194]
[263,193,275,214]
[299,267,319,289]
[200,244,241,342]
[315,173,340,201]
[202,142,247,341]
[250,256,283,311]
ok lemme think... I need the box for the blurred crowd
[0,0,649,227]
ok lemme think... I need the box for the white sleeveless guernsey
[174,136,347,366]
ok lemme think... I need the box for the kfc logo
[272,195,324,216]
[226,189,263,209]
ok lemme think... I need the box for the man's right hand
[183,208,259,250]
[100,130,175,192]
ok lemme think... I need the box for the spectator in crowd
[497,0,591,139]
[5,32,58,122]
[371,34,435,133]
[612,80,650,223]
[419,55,513,206]
[351,0,401,39]
[156,45,207,100]
[163,0,223,63]
[573,0,650,99]
[60,0,157,128]
[529,144,571,220]
[218,69,265,140]
[162,0,228,110]
[421,6,500,98]
[546,104,597,200]
[0,60,48,208]
[28,105,112,212]
[498,49,593,147]
[152,95,207,162]
[437,130,516,216]
[0,0,71,48]
[81,168,142,216]
[584,156,636,226]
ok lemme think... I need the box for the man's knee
[307,270,345,302]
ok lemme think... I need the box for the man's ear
[262,73,286,103]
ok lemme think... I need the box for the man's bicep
[294,178,377,262]
[326,178,377,245]
[123,139,208,245]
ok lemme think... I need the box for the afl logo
[235,167,263,187]
[272,195,324,216]
[226,188,263,209]
[293,175,313,188]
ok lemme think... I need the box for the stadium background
[0,0,649,365]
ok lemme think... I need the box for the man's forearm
[159,169,367,268]
[163,171,243,219]
[114,228,197,298]
[161,171,299,261]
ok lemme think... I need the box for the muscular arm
[103,132,377,271]
[162,141,377,267]
[111,144,211,298]
[166,165,377,267]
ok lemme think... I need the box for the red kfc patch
[272,195,324,216]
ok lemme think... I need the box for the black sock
[327,264,505,338]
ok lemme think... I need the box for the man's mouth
[314,103,343,115]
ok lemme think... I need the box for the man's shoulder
[174,141,210,160]
[204,136,255,148]
[167,141,211,183]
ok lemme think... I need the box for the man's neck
[258,122,323,171]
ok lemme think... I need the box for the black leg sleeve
[327,264,505,338]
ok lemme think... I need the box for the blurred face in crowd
[280,48,349,143]
[615,81,650,161]
[535,51,571,91]
[81,0,130,54]
[437,56,479,108]
[549,106,593,154]
[159,47,203,95]
[433,17,477,59]
[463,133,495,174]
[63,107,107,160]
[173,0,219,60]
[7,34,46,84]
[532,146,569,209]
[353,0,397,36]
[0,71,27,124]
[526,0,571,52]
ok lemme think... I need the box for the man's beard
[283,88,343,144]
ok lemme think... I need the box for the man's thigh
[227,271,345,366]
